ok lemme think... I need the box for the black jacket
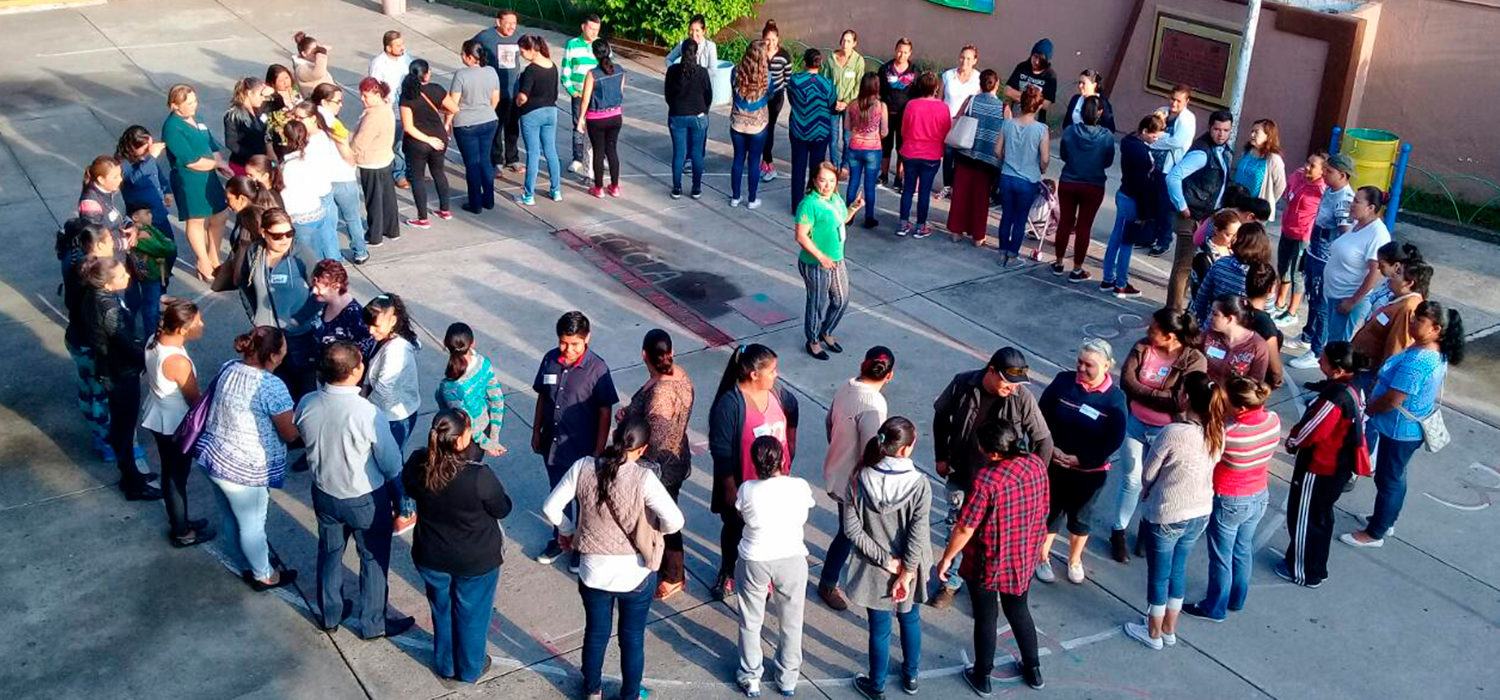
[708,382,800,514]
[1060,93,1116,133]
[931,369,1054,489]
[664,63,713,117]
[82,288,144,388]
[1182,135,1232,221]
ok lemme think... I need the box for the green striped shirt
[561,36,597,97]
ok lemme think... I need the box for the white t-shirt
[368,51,413,101]
[941,68,981,117]
[307,129,357,184]
[278,150,331,216]
[1324,218,1391,299]
[735,476,815,562]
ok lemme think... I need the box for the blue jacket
[1060,124,1116,187]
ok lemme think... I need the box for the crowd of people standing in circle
[50,6,1471,699]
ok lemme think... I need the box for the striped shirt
[768,48,792,95]
[560,36,598,97]
[1214,408,1280,496]
[787,72,835,142]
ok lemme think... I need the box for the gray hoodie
[840,456,933,612]
[1060,123,1117,187]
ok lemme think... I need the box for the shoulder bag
[172,360,237,456]
[1396,388,1449,453]
[944,96,979,151]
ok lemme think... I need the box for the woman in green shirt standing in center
[823,29,866,179]
[797,162,861,361]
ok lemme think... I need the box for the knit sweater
[841,456,932,612]
[560,36,598,97]
[1215,408,1280,496]
[787,72,836,142]
[1141,422,1220,524]
[351,103,396,169]
[823,378,888,502]
[622,372,695,488]
[436,354,505,453]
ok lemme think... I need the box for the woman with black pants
[879,38,917,187]
[81,257,160,501]
[619,329,695,600]
[142,298,214,545]
[760,20,792,182]
[399,59,453,228]
[404,409,513,685]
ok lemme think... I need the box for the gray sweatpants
[735,555,808,691]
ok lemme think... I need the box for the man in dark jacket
[929,347,1052,608]
[81,256,160,501]
[1164,109,1235,310]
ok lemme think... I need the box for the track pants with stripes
[1284,464,1352,586]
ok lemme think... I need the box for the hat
[1031,38,1054,62]
[988,347,1030,383]
[1327,153,1356,176]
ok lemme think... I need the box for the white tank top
[141,342,194,434]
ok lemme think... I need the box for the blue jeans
[1102,191,1138,287]
[940,481,966,591]
[898,157,940,225]
[846,147,881,221]
[292,205,340,261]
[391,415,419,517]
[1326,294,1373,346]
[330,182,367,258]
[1145,515,1208,608]
[789,137,829,214]
[520,106,561,198]
[127,279,162,340]
[454,121,499,210]
[866,606,921,691]
[997,175,1040,255]
[417,564,499,682]
[1114,413,1165,530]
[1368,433,1422,538]
[830,111,848,169]
[730,127,768,201]
[668,114,707,192]
[1151,177,1175,249]
[391,110,407,180]
[313,483,394,637]
[1303,256,1328,350]
[579,572,656,699]
[1200,490,1268,618]
[818,502,854,590]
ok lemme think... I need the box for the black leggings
[762,90,785,165]
[106,377,143,490]
[587,115,622,188]
[969,581,1039,676]
[718,508,745,577]
[404,138,450,219]
[880,109,904,177]
[152,430,194,536]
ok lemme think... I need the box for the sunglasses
[1000,366,1029,380]
[265,229,294,241]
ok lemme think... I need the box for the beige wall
[744,0,1500,199]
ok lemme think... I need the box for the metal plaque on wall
[1147,10,1244,109]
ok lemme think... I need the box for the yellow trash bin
[1343,128,1400,191]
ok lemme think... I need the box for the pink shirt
[739,390,790,483]
[1129,347,1174,426]
[899,98,952,162]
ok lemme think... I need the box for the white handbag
[944,97,979,151]
[1397,402,1449,453]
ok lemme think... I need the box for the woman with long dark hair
[618,329,695,600]
[1203,295,1271,386]
[224,77,273,176]
[436,322,507,458]
[364,294,423,534]
[1124,372,1228,651]
[845,416,931,698]
[515,35,563,205]
[277,119,338,260]
[664,38,712,199]
[577,38,627,198]
[1111,308,1207,562]
[1232,119,1286,221]
[59,221,117,460]
[1344,301,1465,548]
[708,343,800,600]
[400,58,453,227]
[303,89,368,264]
[1193,223,1275,324]
[1061,69,1116,132]
[403,409,513,685]
[542,419,685,700]
[142,297,211,545]
[445,39,501,213]
[80,256,158,501]
[844,72,888,229]
[760,21,793,182]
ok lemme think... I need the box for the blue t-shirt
[1369,348,1446,442]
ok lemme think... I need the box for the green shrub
[596,0,762,45]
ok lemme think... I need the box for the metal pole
[1386,142,1413,229]
[1226,0,1263,142]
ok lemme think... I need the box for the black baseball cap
[987,347,1030,383]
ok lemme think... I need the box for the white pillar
[1227,0,1262,141]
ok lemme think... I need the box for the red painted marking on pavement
[554,229,735,347]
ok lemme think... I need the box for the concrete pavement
[2,1,1499,699]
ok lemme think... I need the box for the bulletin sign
[1147,11,1244,109]
[924,0,995,12]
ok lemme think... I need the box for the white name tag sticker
[196,122,209,131]
[542,373,558,385]
[1207,346,1228,360]
[845,70,856,79]
[1377,312,1391,326]
[1078,404,1102,420]
[269,273,288,284]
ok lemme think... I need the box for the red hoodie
[1281,169,1326,242]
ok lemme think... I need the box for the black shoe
[461,204,482,215]
[690,189,703,200]
[901,674,918,695]
[384,230,402,240]
[671,187,683,199]
[861,217,880,229]
[1133,520,1150,558]
[366,238,384,248]
[538,540,564,564]
[123,482,163,501]
[291,454,310,472]
[822,337,844,354]
[1051,262,1066,275]
[711,570,735,600]
[962,667,993,697]
[1147,245,1169,257]
[351,253,370,265]
[1022,664,1044,690]
[186,518,209,531]
[247,569,298,592]
[1068,268,1092,283]
[1181,602,1226,622]
[1110,528,1130,563]
[1342,478,1357,493]
[853,674,885,700]
[170,526,216,548]
[806,342,830,361]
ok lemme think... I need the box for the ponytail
[642,328,674,374]
[592,38,614,75]
[401,59,430,104]
[424,409,471,493]
[856,416,916,472]
[1225,376,1271,411]
[443,322,474,380]
[596,419,650,505]
[715,343,778,401]
[1182,371,1229,457]
[1415,301,1465,366]
[750,435,786,481]
[81,155,120,199]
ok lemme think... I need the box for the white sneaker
[568,160,583,174]
[1162,631,1177,647]
[1340,532,1384,548]
[1067,561,1085,584]
[1034,560,1056,583]
[747,199,762,210]
[1275,312,1301,329]
[729,197,741,207]
[1283,336,1309,350]
[1123,621,1162,650]
[738,678,761,697]
[1288,353,1321,370]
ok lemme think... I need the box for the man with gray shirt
[296,342,413,639]
[472,8,526,171]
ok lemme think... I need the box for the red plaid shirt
[957,453,1049,594]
